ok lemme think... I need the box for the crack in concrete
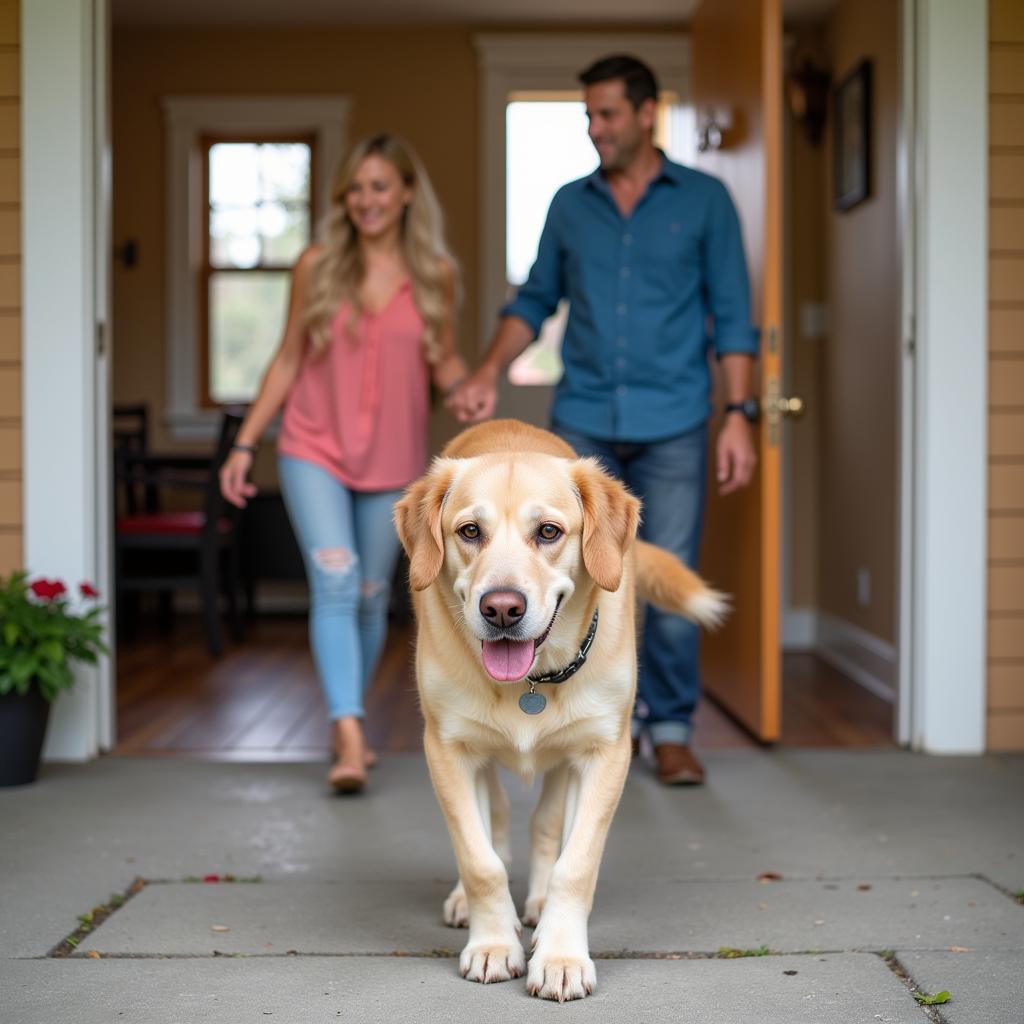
[879,952,952,1024]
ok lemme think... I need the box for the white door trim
[896,0,917,748]
[909,0,987,753]
[22,0,108,760]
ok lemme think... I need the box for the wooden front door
[692,0,785,741]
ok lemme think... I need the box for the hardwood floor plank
[115,617,895,759]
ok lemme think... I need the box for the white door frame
[21,5,988,760]
[22,0,112,760]
[906,0,988,754]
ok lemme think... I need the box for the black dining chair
[114,411,246,657]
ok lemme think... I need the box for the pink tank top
[278,281,430,490]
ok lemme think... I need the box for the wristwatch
[724,398,759,423]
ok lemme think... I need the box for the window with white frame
[202,137,314,405]
[162,96,349,440]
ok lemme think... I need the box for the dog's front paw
[459,940,526,984]
[443,882,469,928]
[527,951,597,1001]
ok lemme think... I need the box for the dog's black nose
[479,590,527,629]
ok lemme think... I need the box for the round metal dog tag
[519,691,547,715]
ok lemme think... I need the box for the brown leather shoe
[654,743,705,786]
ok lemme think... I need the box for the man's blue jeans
[552,422,708,747]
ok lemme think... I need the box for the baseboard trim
[783,608,897,704]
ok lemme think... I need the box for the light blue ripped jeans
[278,455,404,721]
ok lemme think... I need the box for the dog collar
[519,609,600,715]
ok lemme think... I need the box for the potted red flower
[0,572,107,786]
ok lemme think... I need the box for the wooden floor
[114,615,895,760]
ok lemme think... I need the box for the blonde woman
[221,135,467,794]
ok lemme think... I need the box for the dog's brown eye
[457,523,481,541]
[538,523,562,543]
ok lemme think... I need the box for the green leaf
[3,620,18,646]
[10,653,38,685]
[39,640,65,663]
[914,991,951,1006]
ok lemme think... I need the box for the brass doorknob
[778,395,805,418]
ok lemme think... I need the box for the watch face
[727,400,759,422]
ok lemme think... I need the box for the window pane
[210,206,260,268]
[209,144,260,207]
[506,101,595,285]
[209,271,289,403]
[260,143,310,202]
[506,101,595,386]
[259,202,309,265]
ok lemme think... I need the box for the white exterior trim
[22,0,105,760]
[474,33,691,346]
[910,0,987,753]
[896,0,917,748]
[162,95,350,440]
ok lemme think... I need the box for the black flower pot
[0,687,51,786]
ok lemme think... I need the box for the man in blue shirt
[449,54,758,785]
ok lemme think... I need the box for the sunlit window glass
[205,140,312,404]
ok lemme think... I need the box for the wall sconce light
[786,59,831,146]
[696,106,734,153]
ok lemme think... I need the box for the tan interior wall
[0,0,20,574]
[111,24,678,486]
[987,0,1024,751]
[814,0,900,643]
[784,24,827,611]
[112,26,481,484]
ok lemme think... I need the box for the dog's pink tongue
[481,639,536,681]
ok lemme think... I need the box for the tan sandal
[327,761,367,795]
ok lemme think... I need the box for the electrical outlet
[856,568,871,608]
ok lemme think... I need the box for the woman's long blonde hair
[303,134,457,363]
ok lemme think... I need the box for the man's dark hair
[578,54,659,109]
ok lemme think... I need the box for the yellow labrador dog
[394,420,726,1002]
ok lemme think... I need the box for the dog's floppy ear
[571,458,641,591]
[393,459,457,591]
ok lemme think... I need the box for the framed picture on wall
[833,59,872,212]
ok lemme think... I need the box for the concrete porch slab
[0,952,923,1024]
[80,876,1023,958]
[895,950,1024,1024]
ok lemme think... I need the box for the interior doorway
[778,2,905,748]
[106,6,903,761]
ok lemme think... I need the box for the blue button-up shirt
[501,155,757,442]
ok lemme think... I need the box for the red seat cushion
[117,512,231,536]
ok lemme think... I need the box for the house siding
[988,0,1024,750]
[0,0,19,575]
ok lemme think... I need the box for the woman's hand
[220,448,258,508]
[446,365,499,423]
